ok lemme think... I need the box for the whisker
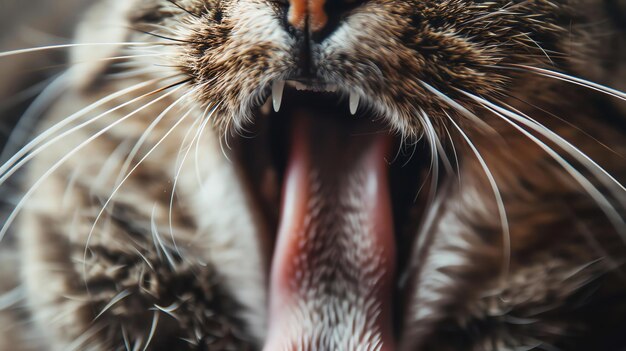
[503,102,626,201]
[132,28,205,45]
[142,311,159,351]
[1,71,70,163]
[0,42,174,58]
[166,0,202,18]
[219,118,234,163]
[169,102,215,256]
[416,109,442,211]
[122,325,132,351]
[194,104,219,189]
[421,108,454,174]
[466,94,626,244]
[139,23,189,37]
[508,93,624,159]
[502,64,626,101]
[4,53,172,76]
[66,323,107,351]
[520,33,555,66]
[151,204,176,269]
[420,81,495,134]
[398,135,418,168]
[132,336,144,351]
[107,86,198,194]
[93,289,131,321]
[83,88,199,274]
[150,301,182,320]
[164,106,207,256]
[0,82,189,244]
[442,122,462,185]
[446,112,512,279]
[464,92,626,207]
[0,71,62,112]
[0,76,176,183]
[91,140,134,195]
[106,67,166,80]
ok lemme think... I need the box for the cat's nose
[287,0,363,35]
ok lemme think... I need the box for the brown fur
[1,0,625,350]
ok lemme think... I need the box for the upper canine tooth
[272,80,285,112]
[349,91,360,115]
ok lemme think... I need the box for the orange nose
[288,0,328,32]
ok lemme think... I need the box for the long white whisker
[107,67,166,80]
[464,92,626,208]
[0,83,188,243]
[0,77,174,182]
[142,311,160,351]
[420,81,495,134]
[194,103,219,188]
[419,109,441,205]
[0,42,174,58]
[520,33,555,66]
[83,89,199,273]
[122,325,132,351]
[91,140,133,196]
[108,87,197,194]
[164,105,208,257]
[446,112,512,279]
[502,102,626,206]
[27,53,174,75]
[151,204,176,269]
[93,289,131,321]
[509,94,624,158]
[505,65,626,101]
[442,122,462,185]
[467,95,626,243]
[421,108,454,174]
[66,323,107,351]
[0,71,70,162]
[219,118,234,163]
[169,103,216,257]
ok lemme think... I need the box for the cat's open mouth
[235,80,427,346]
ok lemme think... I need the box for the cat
[0,0,625,350]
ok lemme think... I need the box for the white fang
[349,91,360,115]
[272,80,285,112]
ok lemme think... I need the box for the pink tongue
[264,108,396,351]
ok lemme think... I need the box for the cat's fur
[1,0,626,350]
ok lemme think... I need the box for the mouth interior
[235,83,427,348]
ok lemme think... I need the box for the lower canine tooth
[349,91,360,115]
[272,80,285,112]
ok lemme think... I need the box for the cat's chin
[233,82,428,348]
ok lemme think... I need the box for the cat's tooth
[349,90,360,115]
[294,82,307,91]
[272,80,285,112]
